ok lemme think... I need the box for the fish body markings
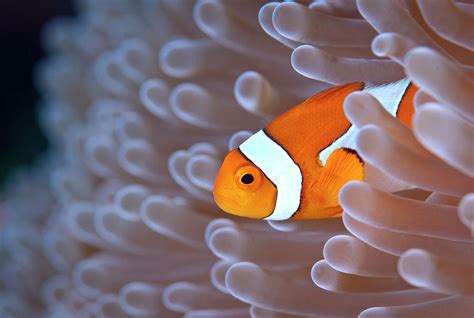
[318,78,412,165]
[213,79,417,220]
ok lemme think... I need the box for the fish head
[213,149,277,219]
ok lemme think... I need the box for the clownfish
[213,79,418,220]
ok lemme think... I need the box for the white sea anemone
[0,1,472,318]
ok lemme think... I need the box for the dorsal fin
[264,82,364,167]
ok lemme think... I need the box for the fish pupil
[241,173,254,184]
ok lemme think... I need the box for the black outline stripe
[396,81,412,117]
[342,147,364,165]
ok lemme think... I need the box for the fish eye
[235,165,261,190]
[240,173,254,184]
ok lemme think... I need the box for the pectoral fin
[314,148,364,208]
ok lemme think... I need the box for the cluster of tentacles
[0,1,472,317]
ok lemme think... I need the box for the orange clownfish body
[213,79,418,220]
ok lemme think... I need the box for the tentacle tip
[267,220,298,232]
[355,124,386,152]
[459,194,474,231]
[258,2,277,23]
[358,307,387,318]
[272,2,305,38]
[208,227,242,259]
[398,248,433,282]
[339,181,371,211]
[225,262,264,296]
[371,35,391,57]
[234,71,265,111]
[309,259,326,285]
[404,46,438,68]
[343,91,371,119]
[194,0,224,31]
[290,44,320,77]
